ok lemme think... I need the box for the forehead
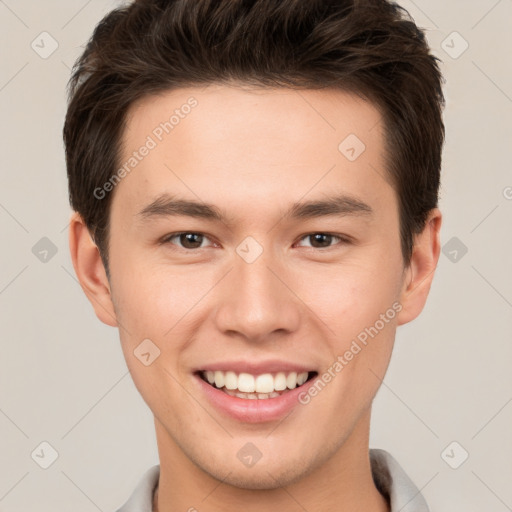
[115,84,392,218]
[124,84,383,153]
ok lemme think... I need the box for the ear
[68,212,118,327]
[396,208,442,326]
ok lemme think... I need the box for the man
[63,0,445,510]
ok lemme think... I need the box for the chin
[214,465,306,490]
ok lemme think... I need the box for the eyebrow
[136,193,373,223]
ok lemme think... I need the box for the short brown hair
[63,0,445,275]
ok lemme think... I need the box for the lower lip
[194,373,317,423]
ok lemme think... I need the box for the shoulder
[114,464,160,512]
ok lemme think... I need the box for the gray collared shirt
[116,449,429,511]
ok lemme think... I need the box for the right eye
[161,232,215,250]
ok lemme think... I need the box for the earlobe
[68,212,118,327]
[396,208,442,326]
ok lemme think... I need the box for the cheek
[300,254,402,393]
[110,254,201,335]
[109,260,202,420]
[301,259,402,335]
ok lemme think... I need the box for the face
[90,85,416,488]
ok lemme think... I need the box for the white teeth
[202,370,310,396]
[255,374,274,393]
[274,372,287,391]
[297,372,308,386]
[224,371,238,390]
[224,389,282,399]
[286,372,297,390]
[214,371,224,389]
[238,373,255,392]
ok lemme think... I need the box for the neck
[153,410,389,512]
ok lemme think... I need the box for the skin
[69,84,441,512]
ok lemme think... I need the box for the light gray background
[1,0,511,510]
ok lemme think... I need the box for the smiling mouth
[197,370,318,400]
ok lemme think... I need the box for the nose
[213,247,302,343]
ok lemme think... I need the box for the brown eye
[309,233,334,248]
[297,233,345,249]
[163,232,210,249]
[179,233,204,249]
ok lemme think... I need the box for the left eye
[296,233,346,249]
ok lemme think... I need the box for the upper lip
[196,359,315,375]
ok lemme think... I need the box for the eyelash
[160,232,352,250]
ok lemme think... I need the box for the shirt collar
[370,449,430,512]
[116,449,429,512]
